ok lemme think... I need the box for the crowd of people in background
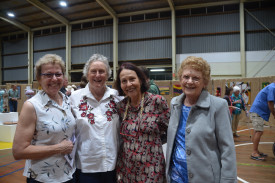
[8,53,275,182]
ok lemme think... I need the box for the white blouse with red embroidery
[70,84,123,173]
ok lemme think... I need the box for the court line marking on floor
[0,150,13,158]
[0,167,24,178]
[0,154,13,159]
[0,160,21,168]
[236,141,274,183]
[237,177,249,183]
[237,126,270,133]
[0,148,12,151]
[237,162,275,168]
[237,128,253,133]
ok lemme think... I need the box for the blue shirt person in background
[8,84,19,112]
[249,82,275,161]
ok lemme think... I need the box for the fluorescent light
[7,12,15,17]
[59,1,67,7]
[150,69,165,72]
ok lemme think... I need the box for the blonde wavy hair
[35,54,65,81]
[178,56,211,87]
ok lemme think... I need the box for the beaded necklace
[123,93,145,122]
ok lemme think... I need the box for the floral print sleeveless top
[23,91,76,183]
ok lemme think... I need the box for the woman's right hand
[58,140,74,155]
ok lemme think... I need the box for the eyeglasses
[182,75,201,83]
[41,73,63,79]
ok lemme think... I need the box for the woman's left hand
[57,140,74,155]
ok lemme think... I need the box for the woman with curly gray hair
[70,53,122,183]
[166,56,237,183]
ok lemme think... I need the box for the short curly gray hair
[83,54,112,78]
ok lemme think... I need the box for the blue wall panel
[118,39,171,60]
[245,9,275,31]
[119,19,171,40]
[3,39,28,54]
[34,33,66,50]
[246,32,275,51]
[71,44,113,64]
[3,68,28,81]
[3,54,28,67]
[72,26,112,45]
[33,49,66,65]
[177,34,240,53]
[176,13,239,35]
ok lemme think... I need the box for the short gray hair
[233,86,241,92]
[83,54,112,78]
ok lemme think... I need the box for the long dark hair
[225,87,233,95]
[115,62,149,96]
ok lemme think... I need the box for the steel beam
[96,0,118,80]
[27,0,69,25]
[240,2,246,77]
[0,13,30,32]
[96,0,117,18]
[28,31,33,84]
[168,0,176,80]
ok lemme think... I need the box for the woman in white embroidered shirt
[70,54,122,183]
[12,54,76,183]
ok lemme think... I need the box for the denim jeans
[8,99,17,112]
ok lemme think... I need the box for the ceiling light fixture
[7,12,15,17]
[59,1,67,7]
[150,69,165,72]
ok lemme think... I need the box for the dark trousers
[74,169,117,183]
[9,99,17,112]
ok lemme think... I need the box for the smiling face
[38,63,64,98]
[180,67,206,101]
[119,69,142,99]
[234,90,240,96]
[87,61,108,92]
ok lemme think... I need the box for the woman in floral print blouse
[70,54,123,183]
[114,62,170,183]
[12,54,76,183]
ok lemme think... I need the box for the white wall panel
[177,50,275,77]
